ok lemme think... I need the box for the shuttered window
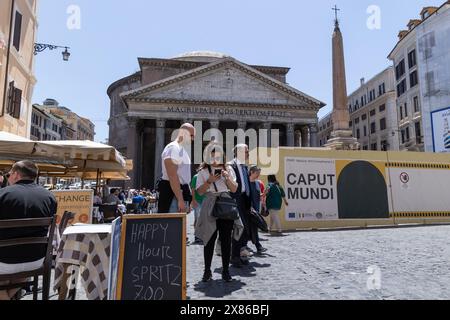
[7,81,22,119]
[13,11,22,52]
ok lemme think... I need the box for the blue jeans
[194,203,203,221]
[168,198,190,213]
[194,203,203,241]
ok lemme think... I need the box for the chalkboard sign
[108,217,122,300]
[116,214,186,300]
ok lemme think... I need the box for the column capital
[127,117,139,127]
[287,123,295,132]
[210,120,220,129]
[156,119,166,128]
[308,123,319,133]
[237,121,247,129]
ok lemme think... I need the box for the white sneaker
[240,248,253,257]
[215,243,222,256]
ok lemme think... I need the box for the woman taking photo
[195,144,243,283]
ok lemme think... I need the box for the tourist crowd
[158,124,289,283]
[0,123,289,299]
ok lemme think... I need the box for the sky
[32,0,445,143]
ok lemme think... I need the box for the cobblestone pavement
[26,214,450,300]
[186,216,450,300]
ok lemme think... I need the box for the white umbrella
[36,140,126,167]
[0,131,36,155]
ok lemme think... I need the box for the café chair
[99,204,120,223]
[51,211,76,269]
[59,211,76,238]
[126,203,140,214]
[0,217,57,300]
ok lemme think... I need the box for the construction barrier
[255,148,450,231]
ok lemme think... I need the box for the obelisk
[325,6,359,150]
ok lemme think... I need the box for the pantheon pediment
[121,58,325,111]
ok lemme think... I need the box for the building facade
[78,117,96,141]
[348,67,398,151]
[108,52,326,189]
[318,112,333,147]
[30,104,65,141]
[0,0,38,138]
[319,67,398,151]
[388,1,450,152]
[34,98,95,141]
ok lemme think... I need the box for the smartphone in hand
[214,169,222,177]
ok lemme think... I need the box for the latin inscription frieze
[166,106,289,119]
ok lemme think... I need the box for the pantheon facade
[108,52,326,189]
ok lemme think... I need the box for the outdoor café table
[54,224,112,300]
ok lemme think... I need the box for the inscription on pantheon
[167,106,289,119]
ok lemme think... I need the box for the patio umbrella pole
[81,159,86,189]
[96,169,100,194]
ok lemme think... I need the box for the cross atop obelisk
[324,4,359,150]
[332,5,340,25]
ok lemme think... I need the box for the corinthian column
[209,120,221,143]
[286,123,295,147]
[261,122,272,148]
[154,119,166,187]
[301,126,309,147]
[127,118,141,189]
[309,124,319,147]
[237,121,247,130]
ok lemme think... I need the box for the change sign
[52,190,93,225]
[284,157,338,221]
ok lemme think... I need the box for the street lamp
[34,43,71,61]
[62,47,71,61]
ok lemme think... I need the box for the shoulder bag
[209,168,240,221]
[250,208,269,232]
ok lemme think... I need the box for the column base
[324,130,359,150]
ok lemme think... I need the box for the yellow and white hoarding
[257,148,450,230]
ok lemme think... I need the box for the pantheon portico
[107,51,326,189]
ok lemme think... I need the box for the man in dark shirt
[229,144,252,268]
[0,161,57,299]
[104,188,121,205]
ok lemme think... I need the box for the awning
[35,140,126,167]
[0,131,36,155]
[45,169,130,181]
[0,133,131,180]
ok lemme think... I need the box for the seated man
[132,192,145,213]
[0,161,57,300]
[104,188,121,205]
[93,190,103,206]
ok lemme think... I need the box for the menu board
[116,214,186,300]
[108,217,122,300]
